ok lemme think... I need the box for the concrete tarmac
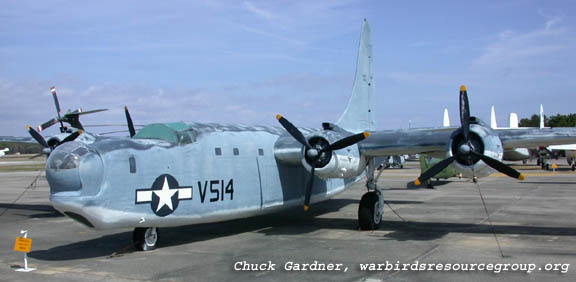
[1,161,575,281]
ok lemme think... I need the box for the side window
[215,148,222,156]
[129,155,136,173]
[233,148,239,156]
[258,148,264,156]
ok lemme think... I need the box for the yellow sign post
[14,237,32,253]
[14,230,35,272]
[552,163,558,172]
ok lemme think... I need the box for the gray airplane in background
[26,20,576,251]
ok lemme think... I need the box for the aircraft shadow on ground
[29,197,576,261]
[29,198,359,261]
[378,221,576,241]
[0,203,63,218]
[521,181,576,185]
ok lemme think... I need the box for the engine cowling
[447,124,504,178]
[300,131,365,179]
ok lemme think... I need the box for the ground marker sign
[14,230,35,272]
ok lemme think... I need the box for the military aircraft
[31,20,576,251]
[489,106,531,162]
[0,148,9,158]
[26,86,108,156]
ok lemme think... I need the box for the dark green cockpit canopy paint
[134,122,194,144]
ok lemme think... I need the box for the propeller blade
[125,106,136,138]
[459,85,470,142]
[61,130,83,143]
[51,86,62,115]
[415,156,456,186]
[38,118,59,131]
[276,114,311,149]
[303,167,315,211]
[70,109,108,116]
[471,151,525,180]
[26,125,48,148]
[325,131,370,152]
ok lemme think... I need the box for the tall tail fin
[336,19,376,133]
[490,106,498,129]
[539,104,545,129]
[509,113,519,128]
[443,108,450,127]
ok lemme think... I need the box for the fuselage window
[258,148,264,156]
[233,148,239,156]
[215,148,222,156]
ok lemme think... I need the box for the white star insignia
[154,176,177,212]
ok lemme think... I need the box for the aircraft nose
[46,141,103,196]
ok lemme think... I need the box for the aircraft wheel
[545,163,550,171]
[133,227,159,251]
[358,192,382,230]
[572,164,575,171]
[427,181,435,189]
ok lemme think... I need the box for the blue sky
[1,0,575,136]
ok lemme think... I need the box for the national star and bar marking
[135,174,193,216]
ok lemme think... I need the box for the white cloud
[242,1,275,21]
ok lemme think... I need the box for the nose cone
[47,142,103,197]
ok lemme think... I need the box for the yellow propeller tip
[460,85,467,91]
[276,114,283,120]
[78,130,84,135]
[414,179,421,186]
[124,106,128,110]
[518,174,525,181]
[303,205,309,212]
[363,131,370,138]
[25,125,31,130]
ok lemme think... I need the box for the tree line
[519,113,576,127]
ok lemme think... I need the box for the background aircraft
[0,148,9,158]
[26,86,108,157]
[490,106,531,162]
[33,20,576,251]
[537,105,576,170]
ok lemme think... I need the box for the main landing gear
[358,159,384,230]
[133,227,159,251]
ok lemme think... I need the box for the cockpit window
[134,123,196,145]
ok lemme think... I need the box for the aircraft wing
[496,128,576,149]
[359,127,576,156]
[360,127,455,156]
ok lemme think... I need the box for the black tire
[572,164,575,171]
[427,181,435,189]
[545,163,550,171]
[358,192,382,230]
[133,227,159,251]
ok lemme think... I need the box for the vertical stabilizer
[509,113,519,128]
[336,19,376,133]
[490,106,497,129]
[443,108,450,127]
[539,104,545,129]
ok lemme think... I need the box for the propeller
[26,126,48,148]
[276,114,370,211]
[414,86,525,186]
[38,86,108,132]
[26,125,83,155]
[125,106,136,138]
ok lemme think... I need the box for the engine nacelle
[301,131,365,179]
[447,124,504,179]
